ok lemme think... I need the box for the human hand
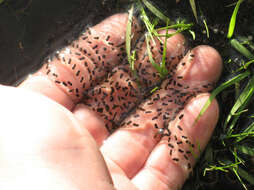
[0,13,222,190]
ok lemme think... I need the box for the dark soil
[0,0,118,85]
[0,0,253,189]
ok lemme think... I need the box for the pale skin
[0,15,222,190]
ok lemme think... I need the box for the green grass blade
[202,18,209,38]
[227,0,244,39]
[219,159,248,190]
[226,75,254,122]
[157,23,193,31]
[245,40,254,51]
[150,86,159,93]
[235,122,254,142]
[232,167,248,190]
[232,109,248,116]
[130,51,136,71]
[142,0,170,23]
[156,23,194,40]
[195,70,250,125]
[160,20,170,78]
[140,5,159,44]
[237,167,254,185]
[126,5,140,83]
[204,160,242,173]
[227,131,254,139]
[238,36,254,51]
[230,39,254,60]
[236,59,254,72]
[189,0,198,22]
[145,34,162,75]
[126,4,134,68]
[189,30,196,40]
[236,144,254,156]
[225,74,254,134]
[242,122,254,133]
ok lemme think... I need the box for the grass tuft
[230,39,254,60]
[224,74,254,135]
[195,70,250,126]
[137,0,193,79]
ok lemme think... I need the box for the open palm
[1,13,222,190]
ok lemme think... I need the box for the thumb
[0,85,114,190]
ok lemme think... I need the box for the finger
[73,30,186,144]
[73,103,109,146]
[100,45,222,179]
[131,94,219,190]
[18,13,142,110]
